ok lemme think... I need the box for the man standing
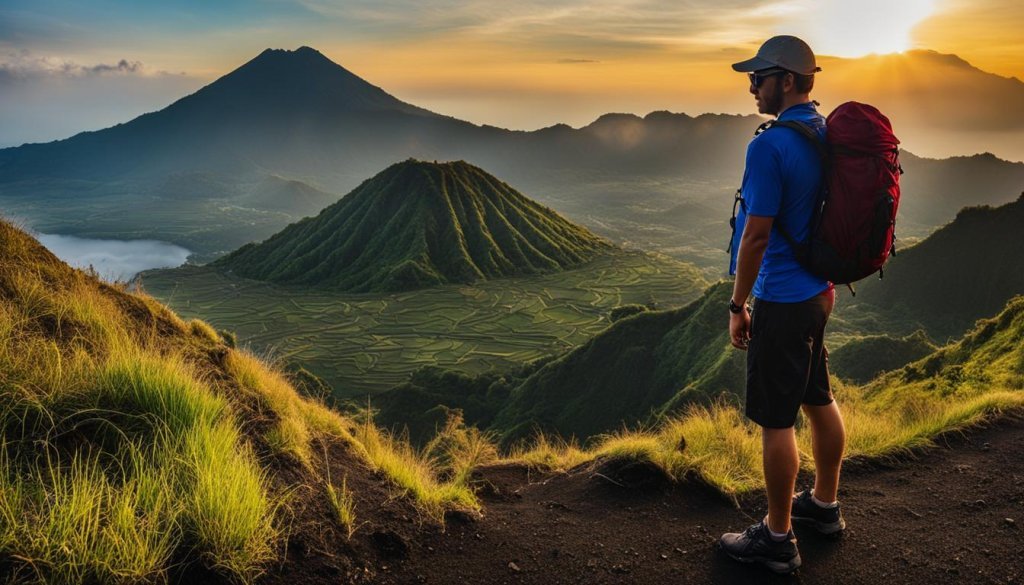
[719,35,847,574]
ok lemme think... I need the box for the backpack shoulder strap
[755,119,827,255]
[765,120,828,162]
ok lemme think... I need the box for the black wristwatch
[729,298,746,314]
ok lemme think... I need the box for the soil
[274,415,1024,585]
[160,415,1024,584]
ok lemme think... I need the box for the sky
[1,0,1022,150]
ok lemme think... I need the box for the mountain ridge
[214,159,617,292]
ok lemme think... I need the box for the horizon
[2,1,1022,161]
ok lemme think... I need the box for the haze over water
[36,233,191,282]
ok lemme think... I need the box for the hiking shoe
[791,489,846,535]
[719,520,801,574]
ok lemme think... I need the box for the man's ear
[783,72,795,93]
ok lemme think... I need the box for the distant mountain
[1,46,1021,264]
[241,175,338,216]
[840,194,1024,341]
[816,50,1024,161]
[897,152,1024,233]
[214,160,616,292]
[0,46,756,193]
[0,46,450,183]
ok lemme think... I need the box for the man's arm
[730,215,773,350]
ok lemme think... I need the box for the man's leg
[763,425,799,534]
[801,401,845,502]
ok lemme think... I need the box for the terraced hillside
[214,159,616,292]
[143,249,707,395]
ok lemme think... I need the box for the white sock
[764,516,790,540]
[811,490,838,508]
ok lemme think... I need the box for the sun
[802,0,937,57]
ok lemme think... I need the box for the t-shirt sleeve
[742,136,783,217]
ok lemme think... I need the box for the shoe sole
[791,514,846,535]
[723,549,802,574]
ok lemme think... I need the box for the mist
[36,233,191,282]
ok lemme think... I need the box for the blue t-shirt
[728,102,831,303]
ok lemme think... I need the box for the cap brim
[731,56,777,72]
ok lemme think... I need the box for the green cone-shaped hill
[214,159,616,291]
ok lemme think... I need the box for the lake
[36,233,192,282]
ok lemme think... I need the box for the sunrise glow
[804,0,938,57]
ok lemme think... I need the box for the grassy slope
[214,159,616,292]
[0,221,476,584]
[829,330,937,384]
[376,282,740,446]
[507,295,1024,495]
[491,282,739,444]
[838,195,1024,342]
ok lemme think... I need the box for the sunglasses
[748,68,789,88]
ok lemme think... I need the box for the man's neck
[776,95,813,118]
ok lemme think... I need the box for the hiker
[719,35,847,574]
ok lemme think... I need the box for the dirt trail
[366,416,1024,585]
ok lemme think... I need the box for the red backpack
[767,102,902,287]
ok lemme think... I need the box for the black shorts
[745,290,834,429]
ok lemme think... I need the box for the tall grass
[0,449,178,585]
[181,421,278,580]
[324,456,360,539]
[0,220,488,583]
[224,349,360,466]
[422,412,499,485]
[352,412,479,521]
[0,256,283,583]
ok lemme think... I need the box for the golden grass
[325,471,359,539]
[352,416,479,521]
[0,221,490,583]
[505,432,590,472]
[508,381,1024,496]
[188,318,221,344]
[181,421,278,581]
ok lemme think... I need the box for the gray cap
[731,35,821,75]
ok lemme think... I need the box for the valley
[142,249,706,396]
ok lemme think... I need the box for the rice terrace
[142,249,705,395]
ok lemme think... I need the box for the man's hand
[730,214,771,351]
[730,308,752,350]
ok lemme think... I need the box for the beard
[761,80,785,116]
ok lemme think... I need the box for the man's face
[750,71,787,116]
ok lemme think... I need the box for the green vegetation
[142,249,707,395]
[325,470,359,539]
[506,296,1024,494]
[0,220,478,583]
[214,159,617,292]
[609,303,651,322]
[491,282,740,444]
[830,330,937,384]
[372,282,741,447]
[838,195,1024,342]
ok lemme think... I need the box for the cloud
[86,58,143,74]
[293,0,790,54]
[0,50,175,83]
[557,58,599,64]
